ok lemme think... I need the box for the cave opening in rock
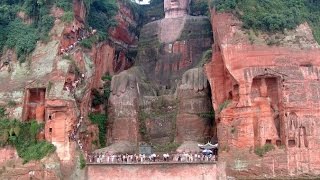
[206,81,217,144]
[23,88,46,121]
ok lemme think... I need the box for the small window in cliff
[300,63,313,67]
[265,139,272,144]
[49,128,52,133]
[288,140,295,147]
[228,91,233,100]
[48,114,52,120]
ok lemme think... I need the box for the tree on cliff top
[0,0,55,61]
[213,0,320,43]
[86,0,118,35]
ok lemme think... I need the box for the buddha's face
[164,0,189,14]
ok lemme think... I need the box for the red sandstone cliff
[206,10,320,178]
[0,0,140,178]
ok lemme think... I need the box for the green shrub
[214,0,320,44]
[0,107,7,118]
[0,1,56,61]
[101,74,112,81]
[138,109,148,141]
[218,99,231,113]
[254,144,275,157]
[79,36,96,49]
[88,113,107,147]
[7,100,17,107]
[91,74,111,107]
[5,20,38,62]
[86,0,118,34]
[17,141,56,164]
[55,0,73,11]
[0,117,56,163]
[80,153,86,169]
[61,11,74,23]
[190,0,209,16]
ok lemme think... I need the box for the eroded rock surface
[206,12,320,178]
[0,0,140,179]
[106,1,213,153]
[176,67,213,149]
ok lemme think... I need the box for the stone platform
[87,162,225,180]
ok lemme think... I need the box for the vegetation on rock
[153,142,180,152]
[88,74,112,148]
[141,0,164,24]
[85,0,118,36]
[218,99,231,113]
[213,0,320,43]
[0,108,55,163]
[79,153,86,169]
[190,0,210,16]
[0,0,55,61]
[88,113,107,148]
[254,144,275,157]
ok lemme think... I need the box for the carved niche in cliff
[22,88,46,122]
[287,112,309,148]
[251,76,282,147]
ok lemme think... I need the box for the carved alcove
[22,88,46,122]
[251,75,282,146]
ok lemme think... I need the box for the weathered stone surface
[106,5,213,153]
[87,163,221,180]
[206,11,320,178]
[176,67,213,150]
[0,0,141,178]
[106,68,140,152]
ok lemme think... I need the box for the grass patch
[7,100,17,107]
[0,110,55,163]
[80,153,86,169]
[218,99,231,113]
[61,11,74,23]
[88,113,107,148]
[254,144,275,157]
[138,109,149,142]
[153,142,180,153]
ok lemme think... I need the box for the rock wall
[87,163,223,180]
[106,13,213,153]
[206,11,320,178]
[0,0,140,178]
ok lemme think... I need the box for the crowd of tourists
[60,27,97,55]
[87,152,217,164]
[64,73,85,94]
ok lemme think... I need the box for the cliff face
[206,11,320,178]
[2,0,320,179]
[0,0,139,178]
[105,8,214,153]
